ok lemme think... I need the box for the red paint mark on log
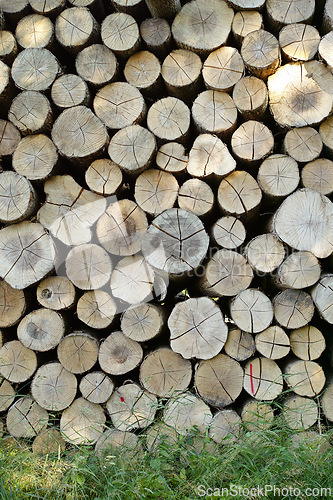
[250,363,255,395]
[120,397,125,402]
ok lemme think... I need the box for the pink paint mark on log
[250,363,255,395]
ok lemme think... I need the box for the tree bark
[140,18,171,59]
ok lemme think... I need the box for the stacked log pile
[0,0,333,456]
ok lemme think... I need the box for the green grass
[0,417,332,500]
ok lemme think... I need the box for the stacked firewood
[0,0,333,456]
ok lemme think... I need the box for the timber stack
[0,0,333,457]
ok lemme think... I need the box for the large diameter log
[290,326,326,361]
[0,171,37,224]
[140,18,171,59]
[163,392,212,435]
[11,48,59,91]
[257,154,300,202]
[232,11,263,45]
[192,90,237,138]
[77,291,116,329]
[0,340,37,383]
[52,106,108,165]
[30,0,65,16]
[12,134,58,181]
[231,120,274,165]
[37,175,106,246]
[15,14,54,49]
[244,234,285,275]
[57,332,99,374]
[141,208,209,278]
[147,97,190,144]
[273,189,333,259]
[65,244,112,290]
[255,326,290,360]
[283,127,322,163]
[217,171,262,220]
[101,13,140,58]
[124,51,161,96]
[60,398,105,445]
[178,179,214,217]
[51,74,90,109]
[224,328,255,362]
[279,24,320,62]
[208,410,242,445]
[0,31,18,64]
[0,221,55,289]
[32,428,66,455]
[31,362,77,411]
[268,63,333,128]
[302,159,333,196]
[232,76,268,120]
[168,297,228,359]
[171,0,234,57]
[76,44,118,88]
[9,91,53,135]
[6,397,48,439]
[0,120,21,157]
[241,29,280,80]
[36,276,76,311]
[17,308,65,351]
[161,49,202,102]
[139,347,192,397]
[55,7,98,54]
[284,359,326,397]
[282,394,318,431]
[187,134,236,178]
[274,289,314,329]
[311,275,333,324]
[230,289,274,334]
[85,159,122,196]
[266,0,315,31]
[276,251,321,290]
[0,281,26,328]
[121,303,165,342]
[241,400,274,432]
[106,383,157,431]
[195,354,243,407]
[99,331,143,375]
[79,371,114,404]
[156,142,188,174]
[243,357,283,400]
[134,169,179,216]
[0,378,15,412]
[212,216,246,250]
[95,428,144,460]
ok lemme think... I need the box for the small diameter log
[17,308,65,352]
[0,340,37,383]
[201,249,253,297]
[195,354,244,408]
[268,63,333,128]
[95,428,143,459]
[232,11,263,45]
[241,400,274,431]
[94,82,145,130]
[37,276,76,311]
[11,48,59,91]
[161,49,202,102]
[140,18,171,59]
[171,0,234,57]
[283,127,322,163]
[142,208,209,277]
[101,13,140,58]
[38,175,106,246]
[245,234,285,275]
[228,0,265,9]
[282,394,318,431]
[178,179,214,217]
[51,74,90,109]
[77,291,117,329]
[147,97,190,144]
[30,0,65,16]
[0,31,18,64]
[224,328,255,362]
[321,382,333,422]
[58,332,99,375]
[319,115,333,158]
[231,120,274,165]
[15,14,54,49]
[65,244,112,290]
[257,154,300,202]
[86,159,122,196]
[60,398,105,445]
[202,46,244,92]
[0,171,37,224]
[276,251,321,289]
[79,371,114,404]
[311,275,333,324]
[110,254,155,305]
[134,169,179,216]
[279,24,320,62]
[232,77,267,122]
[0,221,55,289]
[266,0,315,31]
[124,51,161,96]
[168,297,228,360]
[97,199,148,256]
[145,0,180,19]
[31,362,77,411]
[108,125,156,174]
[9,91,53,135]
[6,397,48,439]
[163,392,212,435]
[187,134,236,178]
[55,7,98,54]
[212,216,246,250]
[139,347,192,397]
[323,0,333,33]
[0,281,26,328]
[12,134,58,181]
[52,106,108,165]
[192,90,237,138]
[217,171,262,220]
[106,382,157,431]
[156,142,188,174]
[273,189,333,259]
[120,303,165,342]
[0,378,15,412]
[255,326,290,360]
[230,289,274,334]
[290,326,326,361]
[302,159,333,196]
[209,410,242,445]
[274,289,314,330]
[146,422,178,451]
[284,359,326,397]
[241,30,280,80]
[243,357,283,400]
[99,331,143,375]
[0,120,21,157]
[76,44,118,87]
[32,429,66,455]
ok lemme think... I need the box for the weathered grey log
[65,243,112,290]
[243,357,283,400]
[17,308,65,351]
[257,154,300,203]
[290,325,326,361]
[147,96,190,144]
[11,48,59,91]
[301,159,333,196]
[209,410,242,445]
[156,142,188,174]
[36,276,76,311]
[178,179,214,217]
[224,328,255,362]
[101,13,140,58]
[145,0,180,20]
[163,392,212,435]
[0,340,37,383]
[77,291,117,329]
[273,289,315,329]
[120,303,165,342]
[99,331,143,375]
[187,134,236,178]
[0,280,26,328]
[0,171,37,224]
[232,76,268,119]
[6,397,48,439]
[311,274,333,324]
[134,169,179,216]
[12,134,58,181]
[51,74,90,109]
[60,397,105,445]
[218,171,262,220]
[140,18,171,59]
[55,7,99,54]
[31,362,77,411]
[230,289,274,334]
[212,216,246,250]
[255,326,290,360]
[282,394,318,431]
[231,120,274,165]
[241,399,274,431]
[266,0,315,32]
[284,359,325,397]
[76,44,118,87]
[124,51,161,96]
[85,159,122,196]
[9,91,53,135]
[202,46,244,93]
